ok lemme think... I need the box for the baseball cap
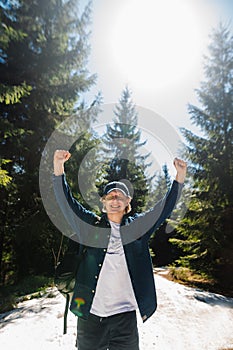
[103,181,131,197]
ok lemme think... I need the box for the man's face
[103,190,131,214]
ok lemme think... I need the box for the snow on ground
[0,273,233,350]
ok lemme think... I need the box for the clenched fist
[173,157,187,184]
[53,150,71,176]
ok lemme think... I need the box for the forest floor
[0,270,233,350]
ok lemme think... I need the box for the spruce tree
[173,24,233,289]
[100,87,153,213]
[0,0,96,282]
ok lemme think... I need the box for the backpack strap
[63,293,70,334]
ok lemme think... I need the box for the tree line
[0,1,232,293]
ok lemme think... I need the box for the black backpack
[54,238,86,334]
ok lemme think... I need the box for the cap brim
[106,188,128,197]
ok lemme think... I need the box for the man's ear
[127,197,132,205]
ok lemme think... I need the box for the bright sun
[110,0,204,90]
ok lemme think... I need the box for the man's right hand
[53,150,71,176]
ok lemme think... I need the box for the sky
[78,0,233,174]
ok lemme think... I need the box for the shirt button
[103,249,106,252]
[95,275,98,279]
[92,290,95,293]
[99,263,102,267]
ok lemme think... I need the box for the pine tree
[173,24,233,288]
[100,87,153,213]
[0,0,96,282]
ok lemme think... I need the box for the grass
[161,266,233,297]
[0,275,54,313]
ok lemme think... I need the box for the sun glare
[111,0,204,90]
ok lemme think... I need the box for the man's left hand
[174,158,187,184]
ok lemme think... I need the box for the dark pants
[77,311,140,350]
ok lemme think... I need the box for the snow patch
[0,276,233,350]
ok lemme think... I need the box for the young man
[53,150,187,350]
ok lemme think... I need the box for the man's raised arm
[53,149,71,176]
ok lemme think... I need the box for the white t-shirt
[90,221,138,317]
